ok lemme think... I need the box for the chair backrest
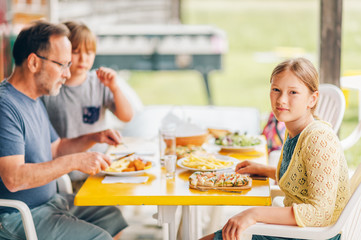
[338,163,361,240]
[121,105,261,138]
[315,84,346,133]
[0,199,38,240]
[0,175,72,240]
[243,162,361,240]
[350,162,361,194]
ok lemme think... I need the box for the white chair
[243,162,361,240]
[340,75,361,150]
[0,174,73,240]
[316,83,346,133]
[317,82,361,150]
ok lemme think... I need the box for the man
[0,21,127,239]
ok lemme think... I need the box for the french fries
[106,159,129,172]
[182,154,234,170]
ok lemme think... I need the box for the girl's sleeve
[292,129,341,227]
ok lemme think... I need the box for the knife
[113,152,135,162]
[110,151,155,156]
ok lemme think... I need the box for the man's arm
[0,123,123,192]
[51,129,122,158]
[0,152,110,192]
[0,129,121,192]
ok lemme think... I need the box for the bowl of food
[176,133,208,146]
[214,132,264,152]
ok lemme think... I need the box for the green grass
[127,0,361,169]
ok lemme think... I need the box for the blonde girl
[201,58,350,240]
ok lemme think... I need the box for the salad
[214,132,262,147]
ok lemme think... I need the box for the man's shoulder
[0,80,10,93]
[0,81,14,106]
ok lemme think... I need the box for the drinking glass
[164,155,177,179]
[159,125,176,167]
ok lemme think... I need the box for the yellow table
[75,138,271,240]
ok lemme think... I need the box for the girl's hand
[235,160,266,175]
[222,209,257,240]
[96,67,118,91]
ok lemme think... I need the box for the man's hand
[96,67,118,91]
[52,129,123,158]
[92,129,123,146]
[75,152,111,175]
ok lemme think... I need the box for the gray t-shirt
[0,80,58,214]
[41,71,116,180]
[41,70,116,140]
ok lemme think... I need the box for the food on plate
[176,145,207,159]
[215,132,262,147]
[181,154,234,170]
[189,171,251,190]
[105,156,152,172]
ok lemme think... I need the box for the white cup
[164,155,177,179]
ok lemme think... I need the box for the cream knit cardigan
[276,120,350,227]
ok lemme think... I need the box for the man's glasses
[35,53,72,72]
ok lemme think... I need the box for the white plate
[213,136,266,152]
[101,160,155,176]
[219,144,263,152]
[177,155,238,172]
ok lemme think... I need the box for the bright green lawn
[127,0,361,168]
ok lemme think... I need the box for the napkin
[102,176,149,184]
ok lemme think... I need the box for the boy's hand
[96,67,118,91]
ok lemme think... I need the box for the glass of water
[159,124,176,167]
[164,155,177,179]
